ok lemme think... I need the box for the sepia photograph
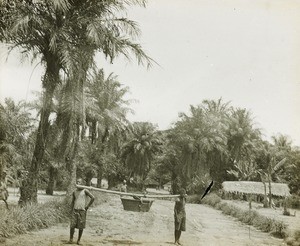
[0,0,299,245]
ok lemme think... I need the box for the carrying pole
[76,185,180,199]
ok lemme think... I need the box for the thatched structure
[222,181,291,197]
[163,181,172,191]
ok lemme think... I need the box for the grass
[0,198,69,239]
[0,190,110,241]
[200,193,289,240]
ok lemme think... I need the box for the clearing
[1,188,287,246]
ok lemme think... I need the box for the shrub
[222,204,234,216]
[0,198,69,238]
[286,195,300,209]
[186,194,201,204]
[294,230,300,241]
[271,221,287,238]
[201,193,222,206]
[215,202,223,210]
[257,217,274,232]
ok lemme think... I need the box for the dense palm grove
[0,1,299,208]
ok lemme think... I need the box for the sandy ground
[1,190,287,246]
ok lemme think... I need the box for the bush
[256,217,274,232]
[294,230,300,241]
[186,194,201,204]
[222,204,235,216]
[201,193,222,206]
[0,198,69,238]
[286,195,300,209]
[271,221,287,238]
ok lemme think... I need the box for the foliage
[286,195,300,209]
[121,122,162,186]
[254,135,295,207]
[186,194,202,204]
[226,108,262,183]
[0,0,152,70]
[172,100,229,186]
[0,198,69,238]
[186,173,212,195]
[82,68,134,188]
[227,108,262,164]
[227,160,259,181]
[201,193,222,206]
[0,0,153,203]
[0,98,35,180]
[288,147,300,195]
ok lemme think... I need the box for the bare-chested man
[69,178,94,245]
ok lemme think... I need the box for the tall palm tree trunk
[19,64,59,205]
[96,164,103,188]
[263,181,268,208]
[65,122,80,198]
[46,165,58,195]
[268,173,272,208]
[85,171,93,186]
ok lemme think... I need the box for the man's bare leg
[177,231,182,245]
[69,228,75,243]
[77,229,83,245]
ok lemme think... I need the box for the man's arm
[174,199,179,220]
[70,192,75,214]
[85,189,95,210]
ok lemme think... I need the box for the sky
[1,0,300,146]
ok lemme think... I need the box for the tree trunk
[46,165,58,195]
[91,120,97,144]
[65,123,80,199]
[107,174,118,189]
[171,172,180,195]
[19,68,58,205]
[19,171,38,206]
[97,164,102,188]
[85,170,93,186]
[46,165,57,196]
[19,54,60,205]
[0,158,5,182]
[262,181,268,208]
[66,157,77,199]
[268,175,272,208]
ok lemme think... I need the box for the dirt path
[2,193,286,246]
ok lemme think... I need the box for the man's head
[123,180,126,184]
[179,188,186,198]
[76,178,83,185]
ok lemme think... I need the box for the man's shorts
[70,209,86,229]
[174,215,186,231]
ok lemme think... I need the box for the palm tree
[259,135,293,208]
[227,108,262,165]
[171,99,229,188]
[1,0,152,203]
[121,122,162,190]
[201,99,230,184]
[85,68,133,187]
[227,160,258,181]
[0,98,35,196]
[288,147,300,195]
